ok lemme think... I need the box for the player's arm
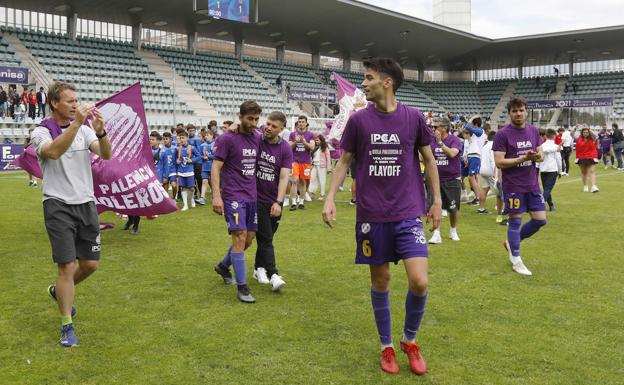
[304,138,315,151]
[322,151,353,227]
[211,160,224,215]
[494,151,528,169]
[271,167,290,217]
[39,104,93,160]
[464,120,483,137]
[532,146,544,163]
[439,143,459,158]
[420,145,442,231]
[88,108,111,160]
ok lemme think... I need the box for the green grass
[1,166,623,385]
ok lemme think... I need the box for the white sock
[190,191,196,207]
[432,229,441,236]
[181,190,188,208]
[381,343,394,351]
[450,227,457,235]
[401,334,416,344]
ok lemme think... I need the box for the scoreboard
[208,0,250,23]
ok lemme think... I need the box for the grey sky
[359,0,623,38]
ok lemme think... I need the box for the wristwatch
[96,130,107,139]
[276,200,283,206]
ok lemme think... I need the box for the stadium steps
[137,49,220,123]
[490,80,518,127]
[2,32,53,88]
[239,61,305,116]
[548,77,571,126]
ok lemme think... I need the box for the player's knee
[58,261,77,277]
[371,274,390,291]
[409,276,428,295]
[534,219,547,228]
[81,260,99,273]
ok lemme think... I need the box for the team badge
[410,226,427,244]
[361,223,371,234]
[231,201,239,209]
[449,200,457,210]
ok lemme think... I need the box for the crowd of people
[24,58,620,378]
[0,84,47,121]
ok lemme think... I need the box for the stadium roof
[5,0,624,71]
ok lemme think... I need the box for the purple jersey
[598,131,612,151]
[256,138,293,204]
[289,130,315,164]
[430,134,462,182]
[492,124,542,193]
[214,130,261,201]
[340,103,434,222]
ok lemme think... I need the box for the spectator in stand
[309,134,332,200]
[553,67,559,77]
[276,74,283,93]
[612,123,624,171]
[560,125,574,175]
[575,126,599,193]
[540,129,562,211]
[37,86,47,117]
[28,89,37,120]
[8,86,18,118]
[0,86,7,117]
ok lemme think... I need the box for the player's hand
[322,199,337,228]
[92,108,105,134]
[427,201,442,232]
[229,123,239,133]
[74,103,95,126]
[270,202,282,217]
[297,135,303,142]
[434,129,442,142]
[526,150,539,161]
[212,196,224,215]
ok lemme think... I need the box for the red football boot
[400,341,427,375]
[380,347,400,375]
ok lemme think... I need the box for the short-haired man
[323,58,441,375]
[493,97,547,276]
[36,86,47,117]
[212,101,262,303]
[560,125,573,175]
[32,81,112,347]
[288,115,315,211]
[428,116,462,244]
[253,111,292,291]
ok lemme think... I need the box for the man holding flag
[31,81,111,348]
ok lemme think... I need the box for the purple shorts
[224,200,258,234]
[503,191,546,214]
[355,218,428,265]
[178,175,195,188]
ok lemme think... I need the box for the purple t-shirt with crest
[214,130,261,201]
[430,134,462,182]
[492,124,542,193]
[256,138,293,204]
[289,130,315,164]
[339,103,433,222]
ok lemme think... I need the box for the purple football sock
[403,290,427,342]
[230,251,246,286]
[520,219,547,240]
[370,288,392,346]
[508,217,522,257]
[220,246,232,268]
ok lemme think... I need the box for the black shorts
[440,179,462,212]
[349,159,356,179]
[43,199,101,264]
[576,158,597,166]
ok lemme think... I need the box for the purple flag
[328,72,368,142]
[14,83,177,216]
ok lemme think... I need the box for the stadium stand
[412,81,482,116]
[564,72,624,117]
[0,34,20,65]
[15,30,192,115]
[477,79,511,117]
[150,46,295,117]
[244,56,329,92]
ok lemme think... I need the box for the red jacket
[29,94,37,105]
[575,137,598,159]
[555,133,562,145]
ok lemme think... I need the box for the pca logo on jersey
[371,133,400,145]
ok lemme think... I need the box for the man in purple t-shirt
[288,116,315,211]
[322,58,441,376]
[252,111,293,292]
[493,97,547,276]
[211,101,262,303]
[427,116,463,244]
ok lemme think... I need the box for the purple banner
[527,97,613,110]
[288,89,336,104]
[13,83,178,216]
[1,144,25,171]
[0,65,29,84]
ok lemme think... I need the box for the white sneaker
[583,186,589,193]
[269,274,286,291]
[304,192,312,202]
[190,199,196,208]
[283,197,290,207]
[181,206,188,211]
[428,231,442,244]
[441,209,448,218]
[591,185,599,193]
[253,268,270,284]
[318,195,324,201]
[338,186,344,192]
[449,231,460,241]
[604,165,609,170]
[461,193,468,203]
[511,257,533,276]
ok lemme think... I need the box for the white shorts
[480,175,497,190]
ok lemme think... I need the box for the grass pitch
[1,166,623,385]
